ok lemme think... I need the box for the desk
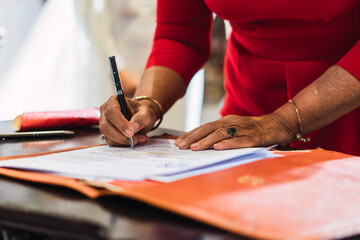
[0,121,243,240]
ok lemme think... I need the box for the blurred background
[0,0,226,131]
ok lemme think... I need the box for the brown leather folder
[0,147,359,240]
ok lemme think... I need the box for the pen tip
[129,137,134,149]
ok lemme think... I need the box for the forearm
[275,65,360,137]
[134,66,187,114]
[175,65,360,151]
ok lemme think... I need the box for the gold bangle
[133,96,164,131]
[288,100,310,142]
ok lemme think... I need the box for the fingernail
[125,129,133,137]
[131,122,140,132]
[213,143,223,150]
[178,140,187,148]
[190,143,199,150]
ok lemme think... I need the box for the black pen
[108,56,134,148]
[0,130,74,141]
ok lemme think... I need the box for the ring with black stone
[227,127,237,138]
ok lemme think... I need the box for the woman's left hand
[175,114,295,150]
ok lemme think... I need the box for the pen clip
[109,56,124,94]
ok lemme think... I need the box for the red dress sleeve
[145,0,213,85]
[337,40,360,81]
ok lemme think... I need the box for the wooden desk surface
[0,121,244,240]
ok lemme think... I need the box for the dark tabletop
[0,121,246,240]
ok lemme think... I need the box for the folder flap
[109,149,360,240]
[0,148,359,240]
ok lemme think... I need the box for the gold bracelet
[288,100,310,142]
[133,96,164,131]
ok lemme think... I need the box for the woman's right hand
[99,95,160,146]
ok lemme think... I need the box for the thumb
[130,109,156,134]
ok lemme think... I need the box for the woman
[99,1,360,156]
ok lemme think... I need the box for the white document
[150,150,279,182]
[0,138,276,182]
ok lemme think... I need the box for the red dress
[146,0,360,156]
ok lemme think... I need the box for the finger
[213,136,254,150]
[103,95,134,138]
[133,133,150,145]
[99,116,132,146]
[189,127,230,151]
[175,122,218,149]
[126,98,139,117]
[105,135,129,147]
[104,132,149,147]
[130,106,157,134]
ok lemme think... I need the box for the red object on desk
[13,108,100,131]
